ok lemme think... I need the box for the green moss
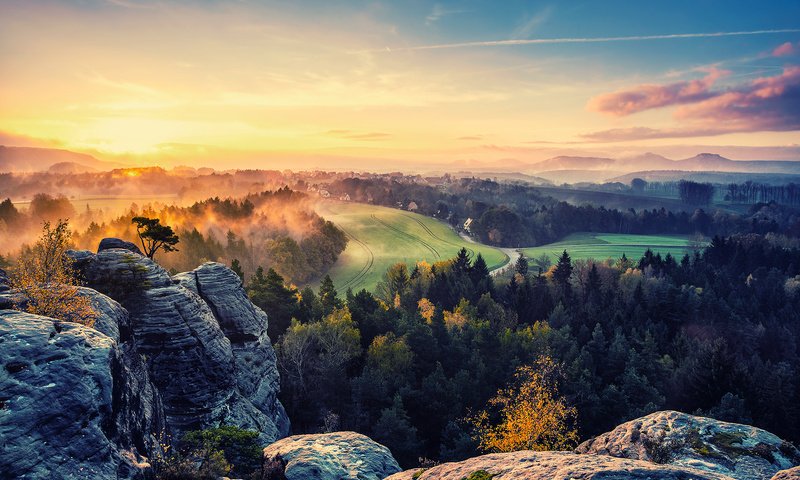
[712,431,746,449]
[412,469,427,479]
[462,470,495,480]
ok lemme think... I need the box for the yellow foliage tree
[469,356,578,453]
[10,220,97,327]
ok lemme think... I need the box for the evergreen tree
[553,250,573,297]
[372,394,419,467]
[318,274,341,316]
[514,254,528,276]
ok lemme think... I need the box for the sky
[1,0,799,171]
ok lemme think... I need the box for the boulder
[576,410,800,480]
[98,237,143,255]
[0,310,163,480]
[76,248,288,442]
[262,432,402,480]
[773,466,800,480]
[386,451,733,480]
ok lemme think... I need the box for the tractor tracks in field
[338,227,374,291]
[400,213,477,258]
[370,214,441,259]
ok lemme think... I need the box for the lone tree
[131,216,179,259]
[10,220,97,326]
[469,356,578,453]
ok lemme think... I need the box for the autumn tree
[10,220,97,327]
[131,216,180,259]
[469,356,578,453]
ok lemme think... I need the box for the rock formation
[386,451,734,480]
[773,466,800,480]
[262,432,402,480]
[1,240,290,478]
[0,310,163,479]
[72,247,290,442]
[577,410,800,480]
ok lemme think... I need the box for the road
[457,231,520,277]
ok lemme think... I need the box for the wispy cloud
[325,130,392,141]
[510,6,553,40]
[384,29,800,52]
[425,4,466,26]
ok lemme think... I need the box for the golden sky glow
[1,1,799,170]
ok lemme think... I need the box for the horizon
[1,1,799,170]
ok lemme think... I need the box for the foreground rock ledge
[387,450,734,480]
[262,431,402,480]
[577,410,800,480]
[0,310,161,480]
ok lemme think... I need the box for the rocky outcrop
[72,246,289,442]
[386,451,734,480]
[773,466,800,480]
[175,262,289,439]
[0,310,162,480]
[98,237,143,255]
[262,432,402,480]
[576,411,800,480]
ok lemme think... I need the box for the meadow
[521,232,700,268]
[314,202,508,292]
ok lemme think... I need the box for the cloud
[583,66,800,141]
[425,4,466,26]
[383,29,800,52]
[325,130,392,141]
[510,6,553,40]
[0,131,63,148]
[587,68,729,116]
[773,41,796,57]
[457,135,482,141]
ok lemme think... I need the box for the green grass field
[521,232,700,266]
[315,202,508,293]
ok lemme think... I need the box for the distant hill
[0,146,121,173]
[527,152,800,182]
[612,170,800,185]
[47,162,98,174]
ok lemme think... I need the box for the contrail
[382,29,800,52]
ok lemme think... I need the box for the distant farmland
[521,232,701,267]
[315,202,507,293]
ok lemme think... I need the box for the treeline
[250,234,800,467]
[327,177,798,247]
[0,188,348,284]
[726,181,800,206]
[678,180,714,206]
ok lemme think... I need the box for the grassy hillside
[315,202,507,292]
[521,232,699,267]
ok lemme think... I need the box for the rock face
[262,432,402,480]
[386,451,734,480]
[577,411,800,480]
[773,466,800,480]
[175,262,289,439]
[98,237,143,255]
[73,246,289,441]
[0,310,163,480]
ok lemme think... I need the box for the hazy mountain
[47,162,99,174]
[0,146,121,173]
[527,152,800,182]
[529,156,617,171]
